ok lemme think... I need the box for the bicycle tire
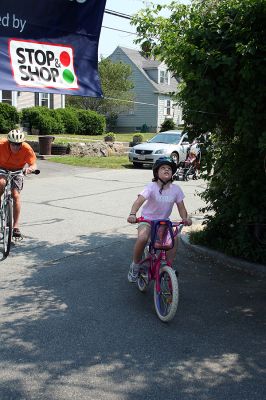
[3,200,13,257]
[154,266,179,322]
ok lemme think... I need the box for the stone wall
[68,142,125,157]
[26,140,126,157]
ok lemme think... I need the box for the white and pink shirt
[139,181,185,220]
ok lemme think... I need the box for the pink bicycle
[135,217,183,322]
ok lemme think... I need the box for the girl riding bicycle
[127,157,192,282]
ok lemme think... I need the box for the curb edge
[180,233,266,277]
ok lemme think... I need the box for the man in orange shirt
[0,129,37,239]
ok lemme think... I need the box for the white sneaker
[127,262,140,283]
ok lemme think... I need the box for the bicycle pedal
[175,270,179,277]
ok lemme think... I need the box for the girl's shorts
[138,221,151,230]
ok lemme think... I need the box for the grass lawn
[48,155,133,169]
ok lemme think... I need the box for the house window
[159,70,169,84]
[1,90,12,105]
[39,93,50,107]
[164,99,172,116]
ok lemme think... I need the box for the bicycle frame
[0,169,23,256]
[137,218,182,291]
[0,168,23,200]
[134,217,183,322]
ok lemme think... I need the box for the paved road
[0,160,265,400]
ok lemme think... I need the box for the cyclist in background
[0,129,37,239]
[127,157,192,282]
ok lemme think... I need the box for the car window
[149,133,181,144]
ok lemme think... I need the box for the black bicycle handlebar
[23,169,40,175]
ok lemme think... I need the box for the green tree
[132,0,266,263]
[66,58,134,124]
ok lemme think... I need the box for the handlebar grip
[23,169,40,175]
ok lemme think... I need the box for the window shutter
[50,94,54,109]
[35,93,39,106]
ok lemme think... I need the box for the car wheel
[170,152,179,165]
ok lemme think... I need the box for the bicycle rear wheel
[2,200,13,257]
[154,266,179,322]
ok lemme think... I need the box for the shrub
[160,118,176,132]
[104,132,116,142]
[53,108,80,134]
[21,107,50,131]
[140,123,149,133]
[0,103,20,133]
[49,110,65,134]
[76,109,106,135]
[132,133,144,144]
[106,112,118,131]
[21,106,65,135]
[35,113,54,134]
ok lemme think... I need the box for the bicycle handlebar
[136,217,184,226]
[24,169,40,175]
[0,168,40,176]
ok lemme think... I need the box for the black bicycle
[0,169,40,257]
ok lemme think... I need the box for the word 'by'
[0,13,26,33]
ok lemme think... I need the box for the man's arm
[24,144,37,174]
[24,162,37,174]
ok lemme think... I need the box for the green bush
[21,106,106,136]
[160,118,176,132]
[140,123,149,133]
[76,109,106,135]
[54,108,80,134]
[35,113,54,134]
[21,106,64,135]
[0,103,19,133]
[49,110,65,134]
[21,106,50,131]
[132,133,144,144]
[106,113,118,131]
[104,132,116,142]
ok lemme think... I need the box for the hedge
[0,103,20,133]
[76,109,106,135]
[21,106,106,135]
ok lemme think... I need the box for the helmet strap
[158,177,171,194]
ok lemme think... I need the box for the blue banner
[0,0,106,97]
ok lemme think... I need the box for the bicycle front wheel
[154,266,179,322]
[2,200,13,257]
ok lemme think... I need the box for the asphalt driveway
[0,160,265,400]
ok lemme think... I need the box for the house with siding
[108,46,183,133]
[0,90,65,110]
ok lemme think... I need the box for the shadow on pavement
[0,230,265,400]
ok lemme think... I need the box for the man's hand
[24,167,35,175]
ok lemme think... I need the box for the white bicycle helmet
[7,129,25,143]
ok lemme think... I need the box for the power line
[102,25,136,35]
[104,9,132,20]
[103,97,225,115]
